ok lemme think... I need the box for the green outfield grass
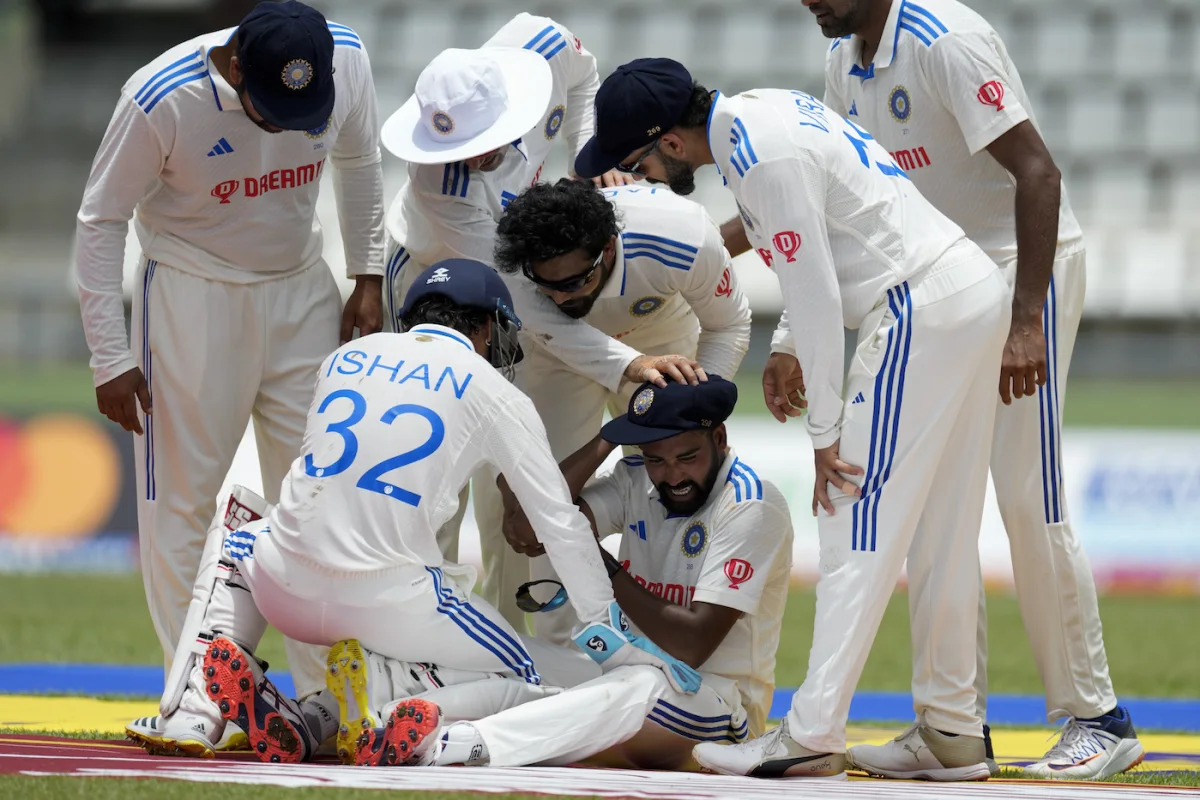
[2,574,1197,699]
[2,360,1199,428]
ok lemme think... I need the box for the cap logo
[431,110,455,135]
[281,59,313,90]
[632,387,655,416]
[646,125,662,136]
[701,419,712,427]
[426,267,451,284]
[305,115,331,139]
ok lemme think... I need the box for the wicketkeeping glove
[572,602,703,695]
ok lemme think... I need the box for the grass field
[3,575,1198,699]
[3,360,1200,429]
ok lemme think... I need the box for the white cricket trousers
[787,249,1010,753]
[475,665,749,767]
[131,255,338,696]
[226,520,545,684]
[974,248,1115,722]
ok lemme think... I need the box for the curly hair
[493,178,621,275]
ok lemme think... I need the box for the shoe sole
[326,639,375,765]
[202,636,307,764]
[1028,739,1146,780]
[854,763,991,782]
[125,728,215,759]
[355,699,441,767]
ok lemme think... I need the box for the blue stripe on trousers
[871,283,913,551]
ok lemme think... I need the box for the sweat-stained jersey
[823,0,1082,270]
[706,88,982,448]
[262,324,615,626]
[579,449,793,734]
[516,185,752,388]
[75,22,384,386]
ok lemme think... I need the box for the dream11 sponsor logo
[977,80,1005,112]
[724,558,754,589]
[211,158,326,204]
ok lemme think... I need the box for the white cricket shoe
[433,722,491,767]
[847,721,990,781]
[1025,706,1144,780]
[693,718,846,779]
[126,713,248,757]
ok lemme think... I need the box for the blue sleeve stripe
[543,39,567,60]
[623,250,693,272]
[731,462,763,500]
[905,2,949,34]
[327,22,358,34]
[135,58,203,106]
[726,459,746,502]
[140,70,207,113]
[441,164,452,195]
[523,24,557,51]
[535,32,564,56]
[442,163,470,197]
[899,11,941,42]
[620,455,644,466]
[459,165,470,197]
[731,118,759,164]
[621,232,700,254]
[332,37,362,49]
[899,22,934,47]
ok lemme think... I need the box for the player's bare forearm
[609,570,740,668]
[719,215,752,258]
[562,433,618,500]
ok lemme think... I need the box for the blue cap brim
[574,135,630,180]
[600,415,685,446]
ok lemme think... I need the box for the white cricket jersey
[517,185,752,389]
[823,0,1082,269]
[385,13,597,265]
[707,88,978,448]
[579,449,793,734]
[75,22,385,386]
[264,324,614,625]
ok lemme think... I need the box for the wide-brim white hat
[382,46,553,165]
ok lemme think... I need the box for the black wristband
[601,548,624,579]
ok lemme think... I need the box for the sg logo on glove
[586,636,608,652]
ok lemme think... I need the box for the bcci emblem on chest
[681,522,707,558]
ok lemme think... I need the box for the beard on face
[813,1,867,38]
[555,294,599,319]
[655,440,723,515]
[658,150,697,195]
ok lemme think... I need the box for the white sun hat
[382,47,553,165]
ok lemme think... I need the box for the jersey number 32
[303,388,444,507]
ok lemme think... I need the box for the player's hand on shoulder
[96,366,151,435]
[591,169,639,189]
[573,602,702,695]
[625,354,707,388]
[340,275,383,344]
[998,316,1047,404]
[762,352,807,423]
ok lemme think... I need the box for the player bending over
[352,376,793,769]
[134,258,699,763]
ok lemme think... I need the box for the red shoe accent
[355,699,442,767]
[202,636,308,763]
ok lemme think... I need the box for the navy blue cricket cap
[400,258,523,328]
[602,375,737,446]
[574,58,694,179]
[237,0,335,131]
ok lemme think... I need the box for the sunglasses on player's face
[616,138,661,177]
[522,249,604,294]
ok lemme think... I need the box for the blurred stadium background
[0,0,1198,595]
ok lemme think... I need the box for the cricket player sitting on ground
[355,376,793,770]
[75,0,386,752]
[491,178,752,643]
[138,258,701,764]
[379,27,709,629]
[576,59,1011,781]
[807,0,1141,780]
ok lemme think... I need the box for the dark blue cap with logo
[574,58,695,179]
[602,375,737,445]
[401,258,523,329]
[237,0,335,131]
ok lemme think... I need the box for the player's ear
[712,424,728,452]
[229,55,243,86]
